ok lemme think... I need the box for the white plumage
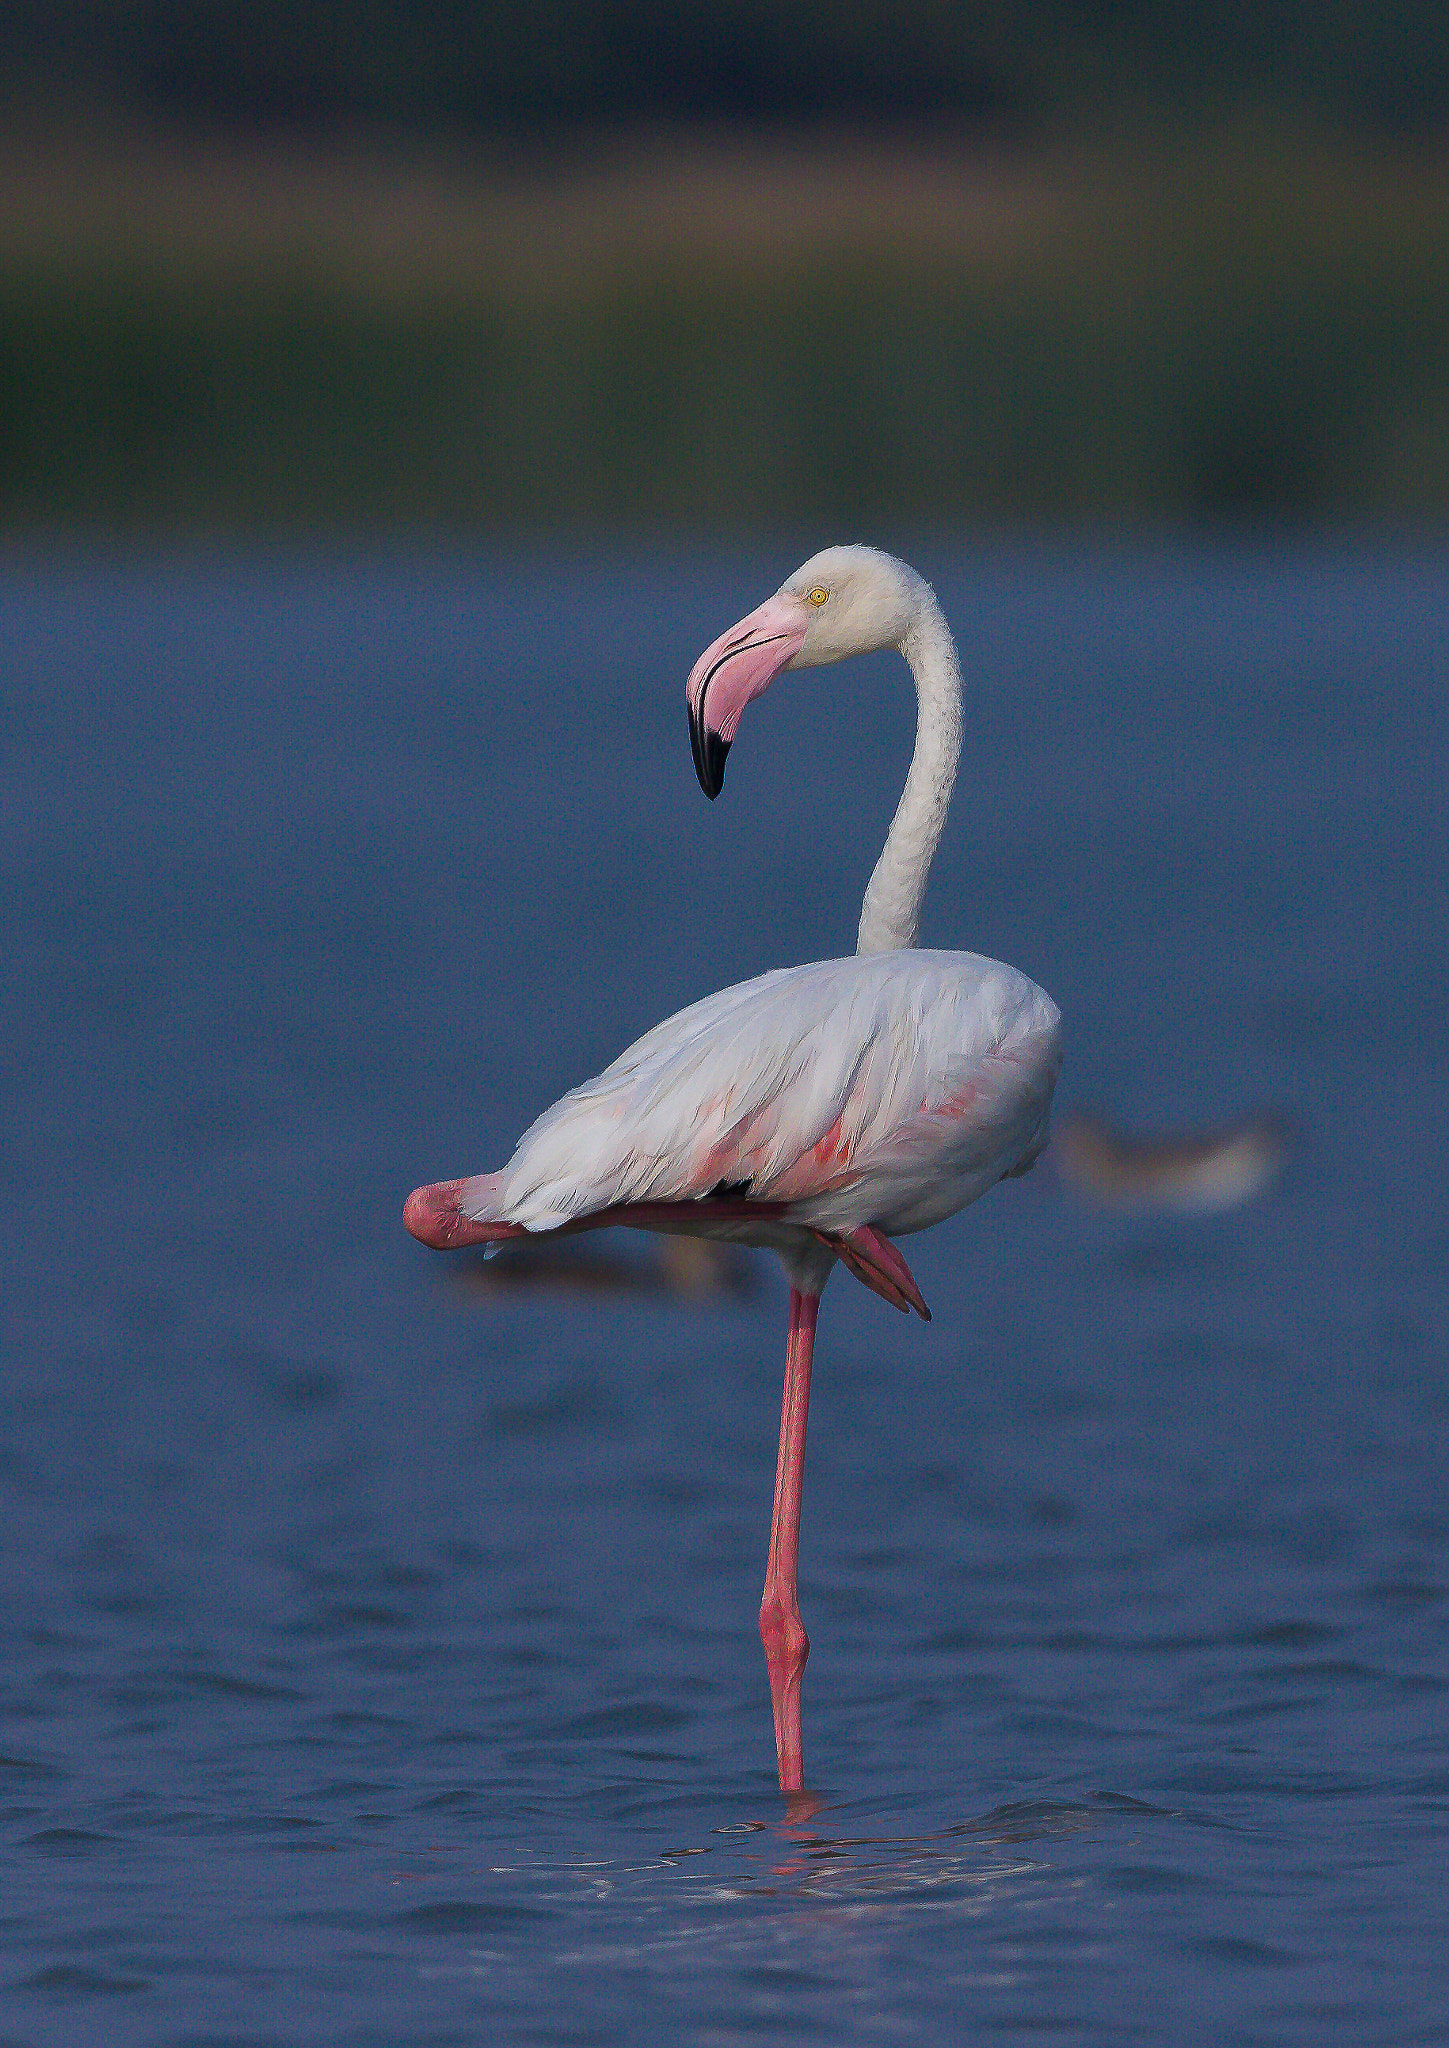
[472,951,1059,1238]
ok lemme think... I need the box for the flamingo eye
[807,587,829,607]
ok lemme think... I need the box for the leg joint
[759,1591,809,1674]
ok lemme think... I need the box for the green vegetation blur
[2,4,1447,531]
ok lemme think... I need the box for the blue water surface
[0,541,1445,2045]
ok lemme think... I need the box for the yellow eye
[808,587,829,606]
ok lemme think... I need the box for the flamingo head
[685,545,927,797]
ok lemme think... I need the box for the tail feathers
[403,1173,523,1250]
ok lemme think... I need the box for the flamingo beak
[688,707,732,802]
[685,592,810,799]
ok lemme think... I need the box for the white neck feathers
[855,585,963,956]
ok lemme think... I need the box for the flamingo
[404,546,1062,1791]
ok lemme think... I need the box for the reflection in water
[410,1795,1196,2041]
[708,1792,1171,1901]
[454,1233,760,1301]
[419,1794,1177,1992]
[1052,1110,1296,1214]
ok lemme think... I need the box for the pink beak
[685,592,810,798]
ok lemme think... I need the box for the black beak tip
[688,704,730,800]
[701,731,730,799]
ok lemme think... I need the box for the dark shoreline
[3,131,1447,530]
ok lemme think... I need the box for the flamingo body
[404,544,1063,1791]
[412,950,1058,1254]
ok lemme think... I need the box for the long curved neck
[856,587,963,955]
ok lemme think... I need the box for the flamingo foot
[816,1224,931,1320]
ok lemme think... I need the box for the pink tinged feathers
[767,1108,857,1201]
[404,1182,791,1246]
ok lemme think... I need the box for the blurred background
[2,0,1448,533]
[1,12,1447,2047]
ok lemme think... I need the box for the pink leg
[759,1287,819,1792]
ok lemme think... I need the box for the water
[0,541,1445,2045]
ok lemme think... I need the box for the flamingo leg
[759,1286,819,1792]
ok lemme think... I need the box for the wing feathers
[484,951,1060,1238]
